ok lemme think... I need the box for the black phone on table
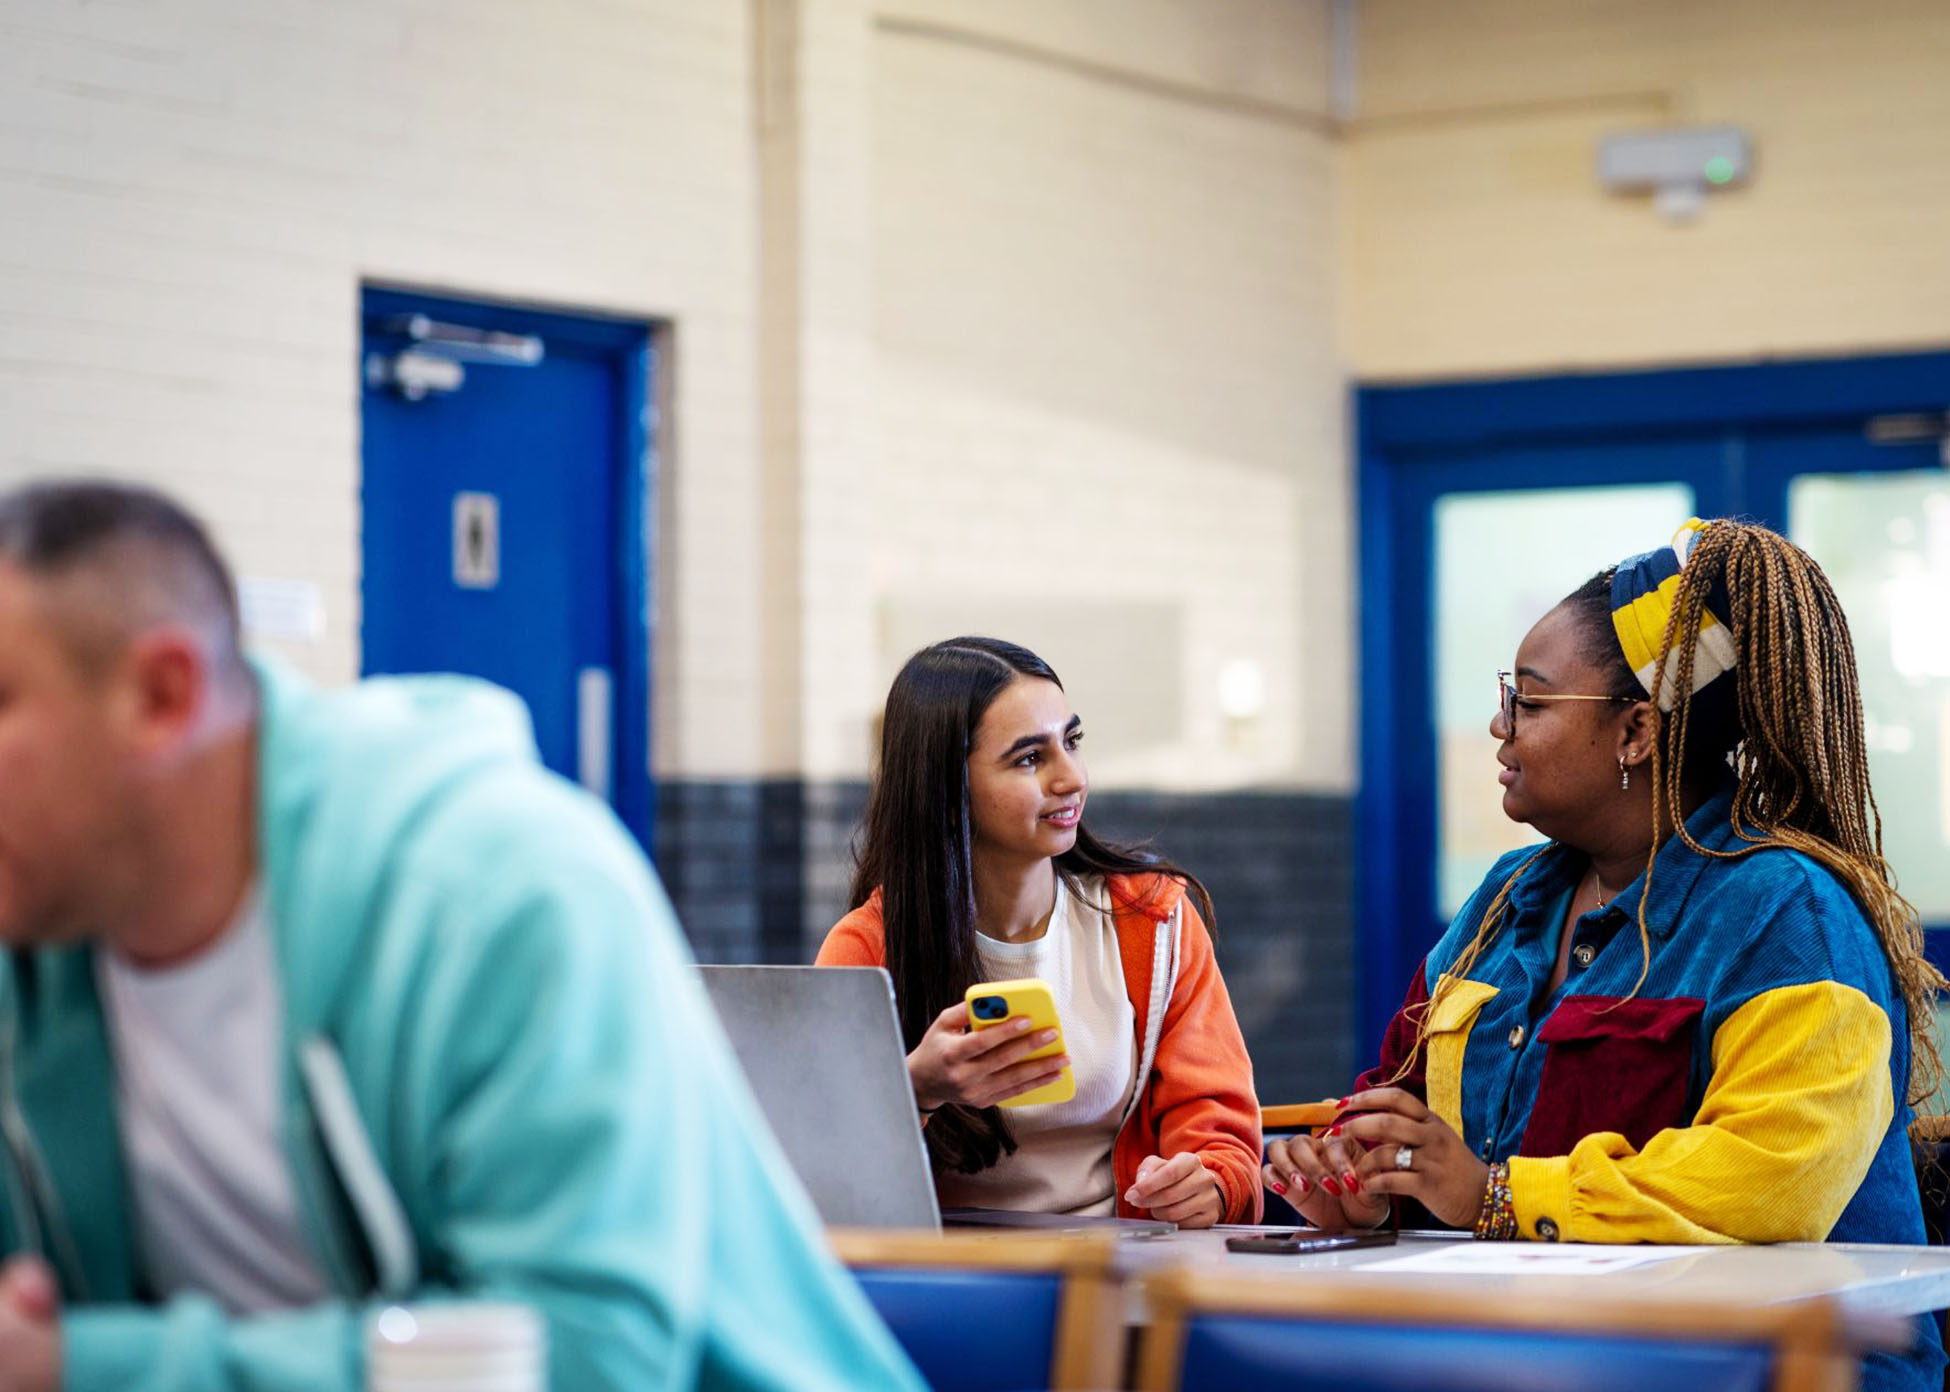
[1224,1230,1398,1255]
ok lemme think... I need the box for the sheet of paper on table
[1366,1244,1702,1277]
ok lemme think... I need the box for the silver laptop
[696,964,1174,1236]
[697,964,942,1229]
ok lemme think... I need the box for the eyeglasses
[1496,670,1637,738]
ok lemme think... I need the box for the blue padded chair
[1135,1269,1856,1392]
[831,1230,1123,1392]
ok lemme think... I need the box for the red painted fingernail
[1335,1096,1350,1108]
[1293,1176,1309,1195]
[1271,1182,1287,1196]
[1322,1178,1342,1196]
[1344,1171,1361,1193]
[1326,1124,1343,1137]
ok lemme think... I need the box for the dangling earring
[1619,756,1631,791]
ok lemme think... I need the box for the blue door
[1357,350,1950,1051]
[359,286,654,846]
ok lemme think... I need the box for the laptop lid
[939,1207,1175,1236]
[697,964,941,1231]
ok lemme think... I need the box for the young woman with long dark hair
[817,637,1261,1227]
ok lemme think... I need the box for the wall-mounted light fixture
[1217,658,1265,721]
[1598,125,1752,224]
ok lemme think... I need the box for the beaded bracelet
[1473,1161,1517,1241]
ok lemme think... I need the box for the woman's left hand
[1127,1152,1223,1228]
[1338,1087,1489,1229]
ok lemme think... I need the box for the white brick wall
[0,0,766,777]
[0,0,1351,791]
[15,1,1942,795]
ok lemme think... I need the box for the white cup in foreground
[366,1302,545,1392]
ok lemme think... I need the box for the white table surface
[1109,1229,1950,1348]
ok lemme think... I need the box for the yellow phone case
[965,977,1076,1108]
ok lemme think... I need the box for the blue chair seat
[1137,1269,1847,1392]
[1179,1315,1772,1392]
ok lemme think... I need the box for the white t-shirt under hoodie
[935,875,1138,1217]
[95,889,330,1314]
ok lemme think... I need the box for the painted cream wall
[0,0,767,777]
[878,0,1331,109]
[862,1,1352,792]
[756,0,883,781]
[1344,0,1950,378]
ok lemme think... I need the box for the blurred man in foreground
[0,479,919,1392]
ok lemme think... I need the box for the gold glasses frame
[1496,670,1637,738]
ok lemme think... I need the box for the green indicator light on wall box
[1599,126,1752,221]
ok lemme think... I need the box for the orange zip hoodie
[815,872,1264,1223]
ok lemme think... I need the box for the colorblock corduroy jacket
[817,873,1264,1223]
[1364,784,1942,1391]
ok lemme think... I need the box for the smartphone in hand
[965,977,1074,1107]
[1224,1230,1398,1255]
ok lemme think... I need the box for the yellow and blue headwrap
[1609,517,1735,710]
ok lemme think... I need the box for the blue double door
[358,287,654,845]
[1358,350,1950,1050]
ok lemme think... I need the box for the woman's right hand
[1263,1127,1390,1231]
[908,1001,1069,1112]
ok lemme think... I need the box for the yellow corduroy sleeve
[1508,980,1893,1244]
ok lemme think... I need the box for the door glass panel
[1789,471,1950,923]
[1435,485,1697,919]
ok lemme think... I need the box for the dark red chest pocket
[1518,996,1706,1158]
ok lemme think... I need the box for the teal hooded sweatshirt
[0,659,922,1392]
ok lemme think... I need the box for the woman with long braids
[1265,519,1944,1390]
[818,637,1261,1227]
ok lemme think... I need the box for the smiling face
[965,676,1088,868]
[1491,603,1644,846]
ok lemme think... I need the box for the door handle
[577,666,613,802]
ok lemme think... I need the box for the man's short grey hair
[0,479,246,679]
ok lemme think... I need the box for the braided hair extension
[1642,521,1943,1107]
[1382,845,1552,1086]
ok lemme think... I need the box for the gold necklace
[1588,865,1614,909]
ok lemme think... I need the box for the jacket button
[1572,944,1596,969]
[1507,1024,1525,1050]
[1536,1217,1560,1242]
